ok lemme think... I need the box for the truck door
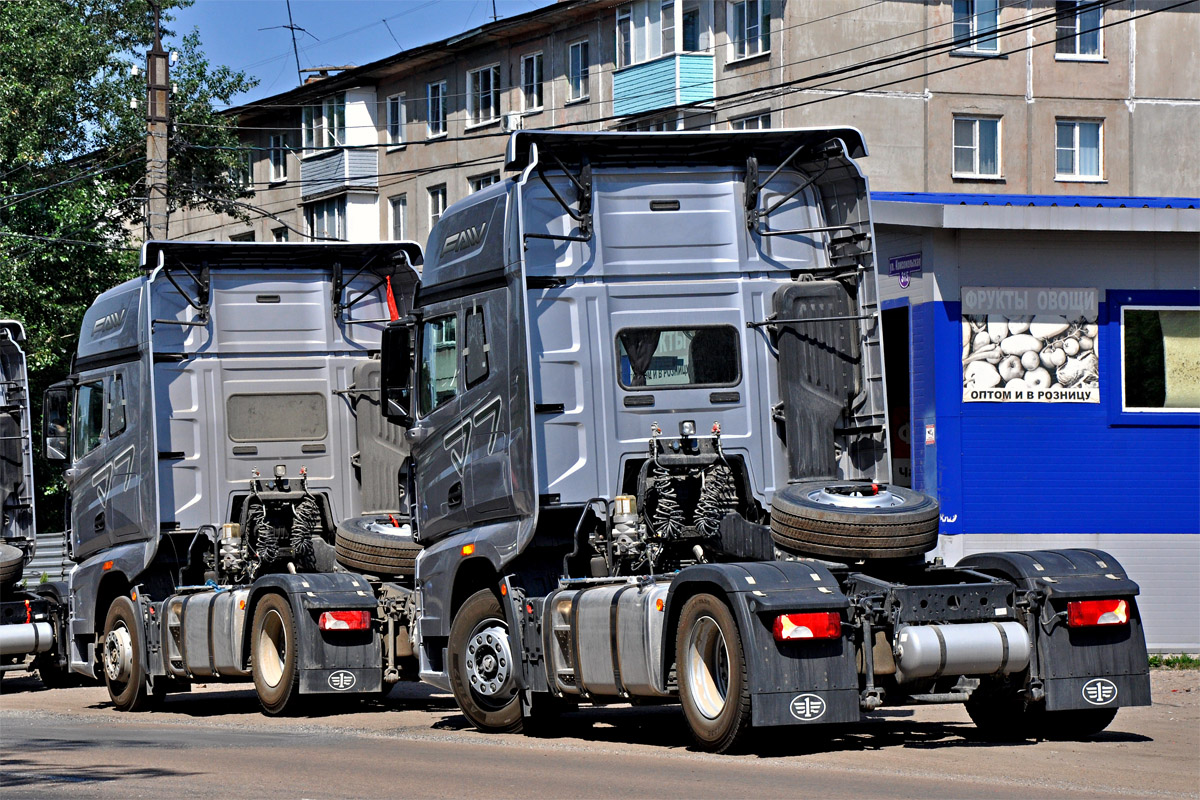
[68,377,111,558]
[104,366,143,540]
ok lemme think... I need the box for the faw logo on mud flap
[328,670,357,691]
[442,222,487,256]
[789,693,827,721]
[1082,677,1118,705]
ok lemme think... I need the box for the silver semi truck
[375,130,1151,752]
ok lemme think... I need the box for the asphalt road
[1,670,1196,799]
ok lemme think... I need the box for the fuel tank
[161,588,252,679]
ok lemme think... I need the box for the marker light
[773,612,842,641]
[318,611,371,631]
[1067,599,1129,628]
[461,543,476,557]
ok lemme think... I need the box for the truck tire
[448,589,523,734]
[334,516,420,579]
[101,596,153,711]
[676,593,753,754]
[966,681,1119,741]
[251,593,301,715]
[770,481,939,560]
[0,543,24,587]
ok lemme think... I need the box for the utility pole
[145,3,170,242]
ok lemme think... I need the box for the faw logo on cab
[442,223,487,256]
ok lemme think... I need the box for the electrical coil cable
[290,495,320,571]
[649,456,685,540]
[244,500,276,568]
[695,461,738,538]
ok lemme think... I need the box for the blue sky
[170,0,555,106]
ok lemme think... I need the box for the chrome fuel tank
[544,580,672,699]
[162,588,252,679]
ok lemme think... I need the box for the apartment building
[170,0,1200,247]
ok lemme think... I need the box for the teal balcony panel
[613,54,714,117]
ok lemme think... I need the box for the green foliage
[0,0,256,530]
[1149,653,1200,670]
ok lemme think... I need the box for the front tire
[448,589,522,733]
[676,593,752,753]
[251,593,300,715]
[101,596,152,711]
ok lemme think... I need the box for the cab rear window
[617,326,739,389]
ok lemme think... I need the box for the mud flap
[958,548,1151,712]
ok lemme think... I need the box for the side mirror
[380,320,414,427]
[43,383,71,462]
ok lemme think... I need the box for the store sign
[888,252,922,289]
[962,287,1100,403]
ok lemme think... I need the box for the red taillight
[1067,599,1129,628]
[318,610,371,631]
[773,612,842,641]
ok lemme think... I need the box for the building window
[1055,119,1102,179]
[428,184,447,228]
[273,226,289,242]
[952,116,1001,178]
[427,81,447,137]
[305,196,346,240]
[268,134,288,182]
[386,93,406,146]
[731,112,770,129]
[230,150,252,188]
[1056,0,1102,58]
[467,65,501,126]
[302,93,346,152]
[729,0,770,60]
[469,172,500,193]
[521,52,543,111]
[229,231,255,242]
[953,0,999,53]
[389,194,407,241]
[569,40,590,101]
[618,1,702,67]
[1122,307,1199,412]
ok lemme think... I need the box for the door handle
[94,512,106,533]
[447,482,463,507]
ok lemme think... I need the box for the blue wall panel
[933,299,1200,536]
[678,55,714,105]
[613,57,678,117]
[910,301,937,496]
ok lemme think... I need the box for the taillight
[1067,599,1129,628]
[773,612,842,641]
[318,610,371,631]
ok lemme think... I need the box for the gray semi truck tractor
[376,129,1151,752]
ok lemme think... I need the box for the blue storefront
[872,193,1200,651]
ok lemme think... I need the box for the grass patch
[1149,653,1200,670]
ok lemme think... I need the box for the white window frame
[568,40,590,102]
[386,93,406,148]
[469,172,500,193]
[467,65,501,127]
[521,52,544,112]
[302,93,346,155]
[1055,119,1104,181]
[305,196,346,240]
[428,184,447,229]
[731,112,770,130]
[728,0,770,61]
[952,0,1000,54]
[272,226,289,242]
[268,134,288,183]
[427,81,447,138]
[230,149,252,188]
[1055,0,1104,60]
[389,194,407,241]
[1120,305,1200,413]
[952,116,1002,179]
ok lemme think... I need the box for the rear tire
[0,543,24,587]
[770,481,939,560]
[101,596,152,711]
[676,593,752,754]
[966,681,1119,741]
[334,516,420,579]
[448,589,523,734]
[251,593,300,715]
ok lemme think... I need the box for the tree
[0,0,257,529]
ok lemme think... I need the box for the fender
[414,518,519,640]
[67,540,155,676]
[661,561,859,727]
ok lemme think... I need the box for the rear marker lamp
[318,610,371,631]
[1067,599,1129,628]
[773,612,842,641]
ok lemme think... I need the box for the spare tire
[770,481,939,560]
[0,543,25,587]
[335,516,420,579]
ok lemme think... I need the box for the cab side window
[419,314,460,416]
[464,307,489,387]
[74,380,105,458]
[109,374,127,438]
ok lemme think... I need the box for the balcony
[299,148,378,201]
[613,53,714,118]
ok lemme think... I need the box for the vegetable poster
[962,287,1100,403]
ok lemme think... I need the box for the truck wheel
[448,589,522,734]
[101,596,153,711]
[965,682,1119,740]
[676,593,752,754]
[0,543,24,587]
[334,516,420,579]
[770,481,939,560]
[251,593,300,715]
